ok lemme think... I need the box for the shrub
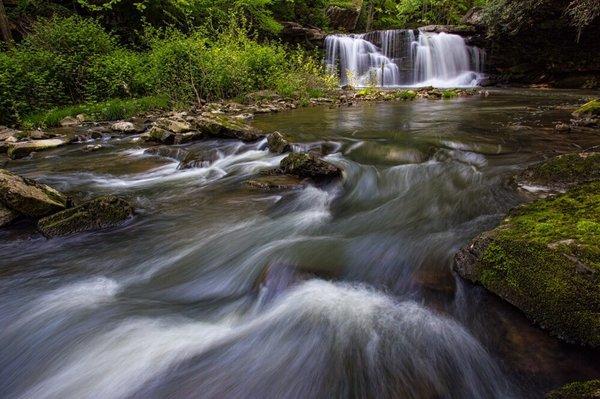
[85,50,151,101]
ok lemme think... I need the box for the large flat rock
[7,138,68,159]
[0,169,68,218]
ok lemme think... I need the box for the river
[1,88,599,398]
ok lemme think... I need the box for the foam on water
[17,280,514,399]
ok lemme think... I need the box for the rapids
[1,89,599,398]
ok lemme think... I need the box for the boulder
[267,131,292,154]
[454,181,600,347]
[195,115,264,142]
[245,175,307,191]
[280,153,342,180]
[0,203,18,228]
[7,138,68,159]
[155,118,193,134]
[111,121,143,133]
[37,195,134,237]
[327,5,361,31]
[144,127,175,144]
[0,126,19,141]
[174,131,205,144]
[60,116,81,127]
[0,169,68,217]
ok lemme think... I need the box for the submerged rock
[546,380,600,399]
[0,203,18,228]
[7,138,68,159]
[37,195,134,237]
[0,169,68,218]
[144,146,192,162]
[177,149,220,170]
[245,175,307,191]
[280,152,342,181]
[267,131,292,154]
[454,181,600,347]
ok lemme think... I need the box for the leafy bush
[85,49,151,101]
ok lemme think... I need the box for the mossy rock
[267,131,292,154]
[195,115,263,142]
[280,152,342,181]
[519,152,600,191]
[37,195,134,237]
[546,380,600,399]
[0,169,68,218]
[573,99,600,117]
[454,182,600,346]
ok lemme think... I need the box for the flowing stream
[325,30,486,87]
[1,89,599,398]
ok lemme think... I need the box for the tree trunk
[0,0,13,48]
[366,0,375,32]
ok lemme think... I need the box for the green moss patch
[573,99,600,117]
[546,380,600,399]
[520,152,600,188]
[460,182,600,346]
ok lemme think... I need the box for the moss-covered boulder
[143,127,176,144]
[454,181,600,346]
[518,152,600,192]
[0,169,68,218]
[280,152,342,181]
[37,195,134,237]
[546,380,600,399]
[267,131,292,154]
[7,138,68,159]
[195,115,264,142]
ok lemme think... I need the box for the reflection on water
[1,89,599,398]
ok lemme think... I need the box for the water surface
[1,89,599,398]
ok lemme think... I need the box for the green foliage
[524,153,600,186]
[0,15,336,126]
[574,99,600,116]
[23,96,169,128]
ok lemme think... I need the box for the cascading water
[325,29,486,88]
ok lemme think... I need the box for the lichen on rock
[546,380,600,399]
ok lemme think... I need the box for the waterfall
[325,29,486,88]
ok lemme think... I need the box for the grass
[22,96,170,129]
[573,99,600,116]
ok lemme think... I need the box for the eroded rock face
[7,138,68,159]
[327,6,361,31]
[267,131,292,154]
[37,195,134,237]
[280,22,326,47]
[280,153,342,180]
[0,169,68,217]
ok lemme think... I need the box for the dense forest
[0,0,598,125]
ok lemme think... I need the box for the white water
[325,29,486,88]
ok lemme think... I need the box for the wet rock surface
[245,175,307,191]
[7,138,68,159]
[0,203,19,228]
[279,152,342,181]
[0,169,69,218]
[267,131,292,154]
[37,195,134,238]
